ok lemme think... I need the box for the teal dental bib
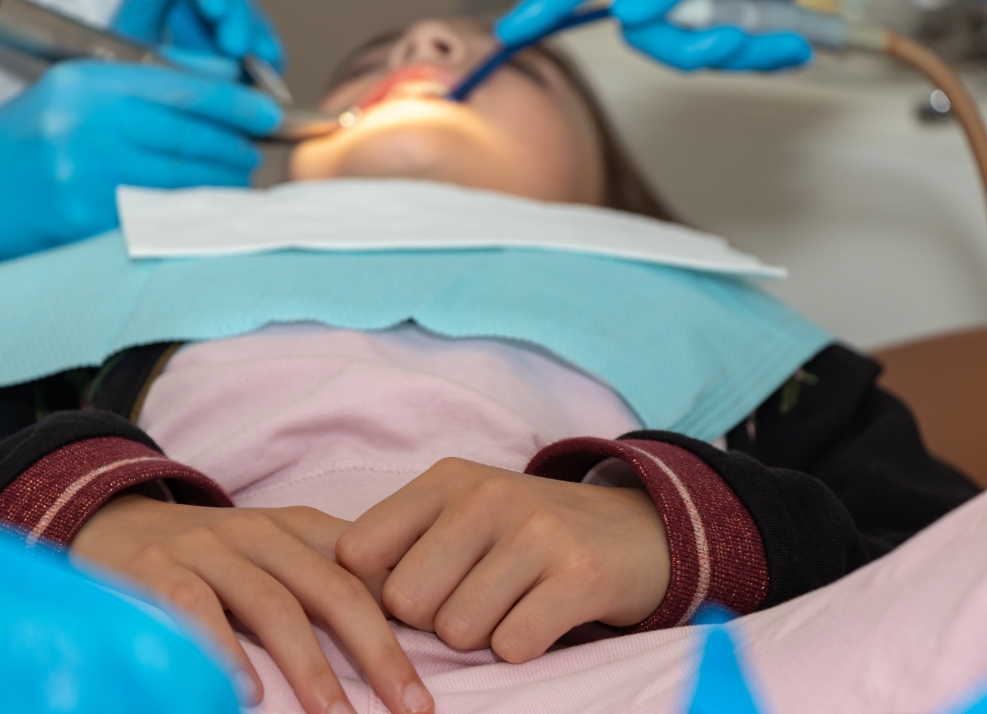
[0,184,831,441]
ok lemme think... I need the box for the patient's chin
[288,117,520,194]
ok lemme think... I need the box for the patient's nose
[389,21,468,68]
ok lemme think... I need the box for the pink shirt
[138,322,643,521]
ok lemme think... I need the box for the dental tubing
[882,31,987,214]
[663,0,987,177]
[666,2,987,209]
[451,4,987,220]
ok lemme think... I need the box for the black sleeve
[0,410,162,493]
[0,369,96,441]
[623,344,980,609]
[0,342,181,495]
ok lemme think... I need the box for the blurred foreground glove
[0,532,239,714]
[0,60,281,261]
[114,0,284,70]
[688,607,762,714]
[496,0,812,71]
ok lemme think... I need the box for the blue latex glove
[0,532,239,714]
[687,606,763,714]
[0,60,282,261]
[496,0,812,71]
[113,0,284,70]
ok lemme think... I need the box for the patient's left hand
[336,458,670,663]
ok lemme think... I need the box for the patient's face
[288,19,605,206]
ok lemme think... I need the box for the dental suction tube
[0,0,342,143]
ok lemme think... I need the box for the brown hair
[529,43,677,223]
[328,25,677,223]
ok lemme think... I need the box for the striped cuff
[0,437,232,547]
[526,437,768,631]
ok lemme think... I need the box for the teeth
[385,80,449,100]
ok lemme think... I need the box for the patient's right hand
[70,495,434,714]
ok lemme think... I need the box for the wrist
[596,486,671,627]
[527,436,769,631]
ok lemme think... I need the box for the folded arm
[0,344,976,674]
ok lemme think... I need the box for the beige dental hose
[868,30,987,215]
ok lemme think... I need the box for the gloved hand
[0,60,282,261]
[113,0,284,70]
[0,533,241,714]
[496,0,812,71]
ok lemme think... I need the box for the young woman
[0,17,977,714]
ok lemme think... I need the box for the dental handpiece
[666,0,886,51]
[0,0,345,142]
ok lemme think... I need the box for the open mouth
[357,65,459,111]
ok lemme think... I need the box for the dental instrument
[242,52,295,106]
[0,0,347,143]
[448,2,987,219]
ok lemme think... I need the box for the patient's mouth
[358,65,458,111]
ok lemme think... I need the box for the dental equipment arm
[0,0,343,142]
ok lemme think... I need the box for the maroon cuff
[0,437,232,547]
[526,437,768,631]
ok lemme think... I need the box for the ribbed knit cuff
[526,437,768,631]
[0,437,232,547]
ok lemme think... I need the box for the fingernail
[328,702,356,714]
[402,682,433,713]
[233,670,260,705]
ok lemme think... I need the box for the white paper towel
[118,178,785,279]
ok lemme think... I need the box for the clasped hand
[338,458,670,663]
[71,459,669,714]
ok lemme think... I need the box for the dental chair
[875,327,987,487]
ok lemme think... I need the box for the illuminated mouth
[357,65,459,112]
